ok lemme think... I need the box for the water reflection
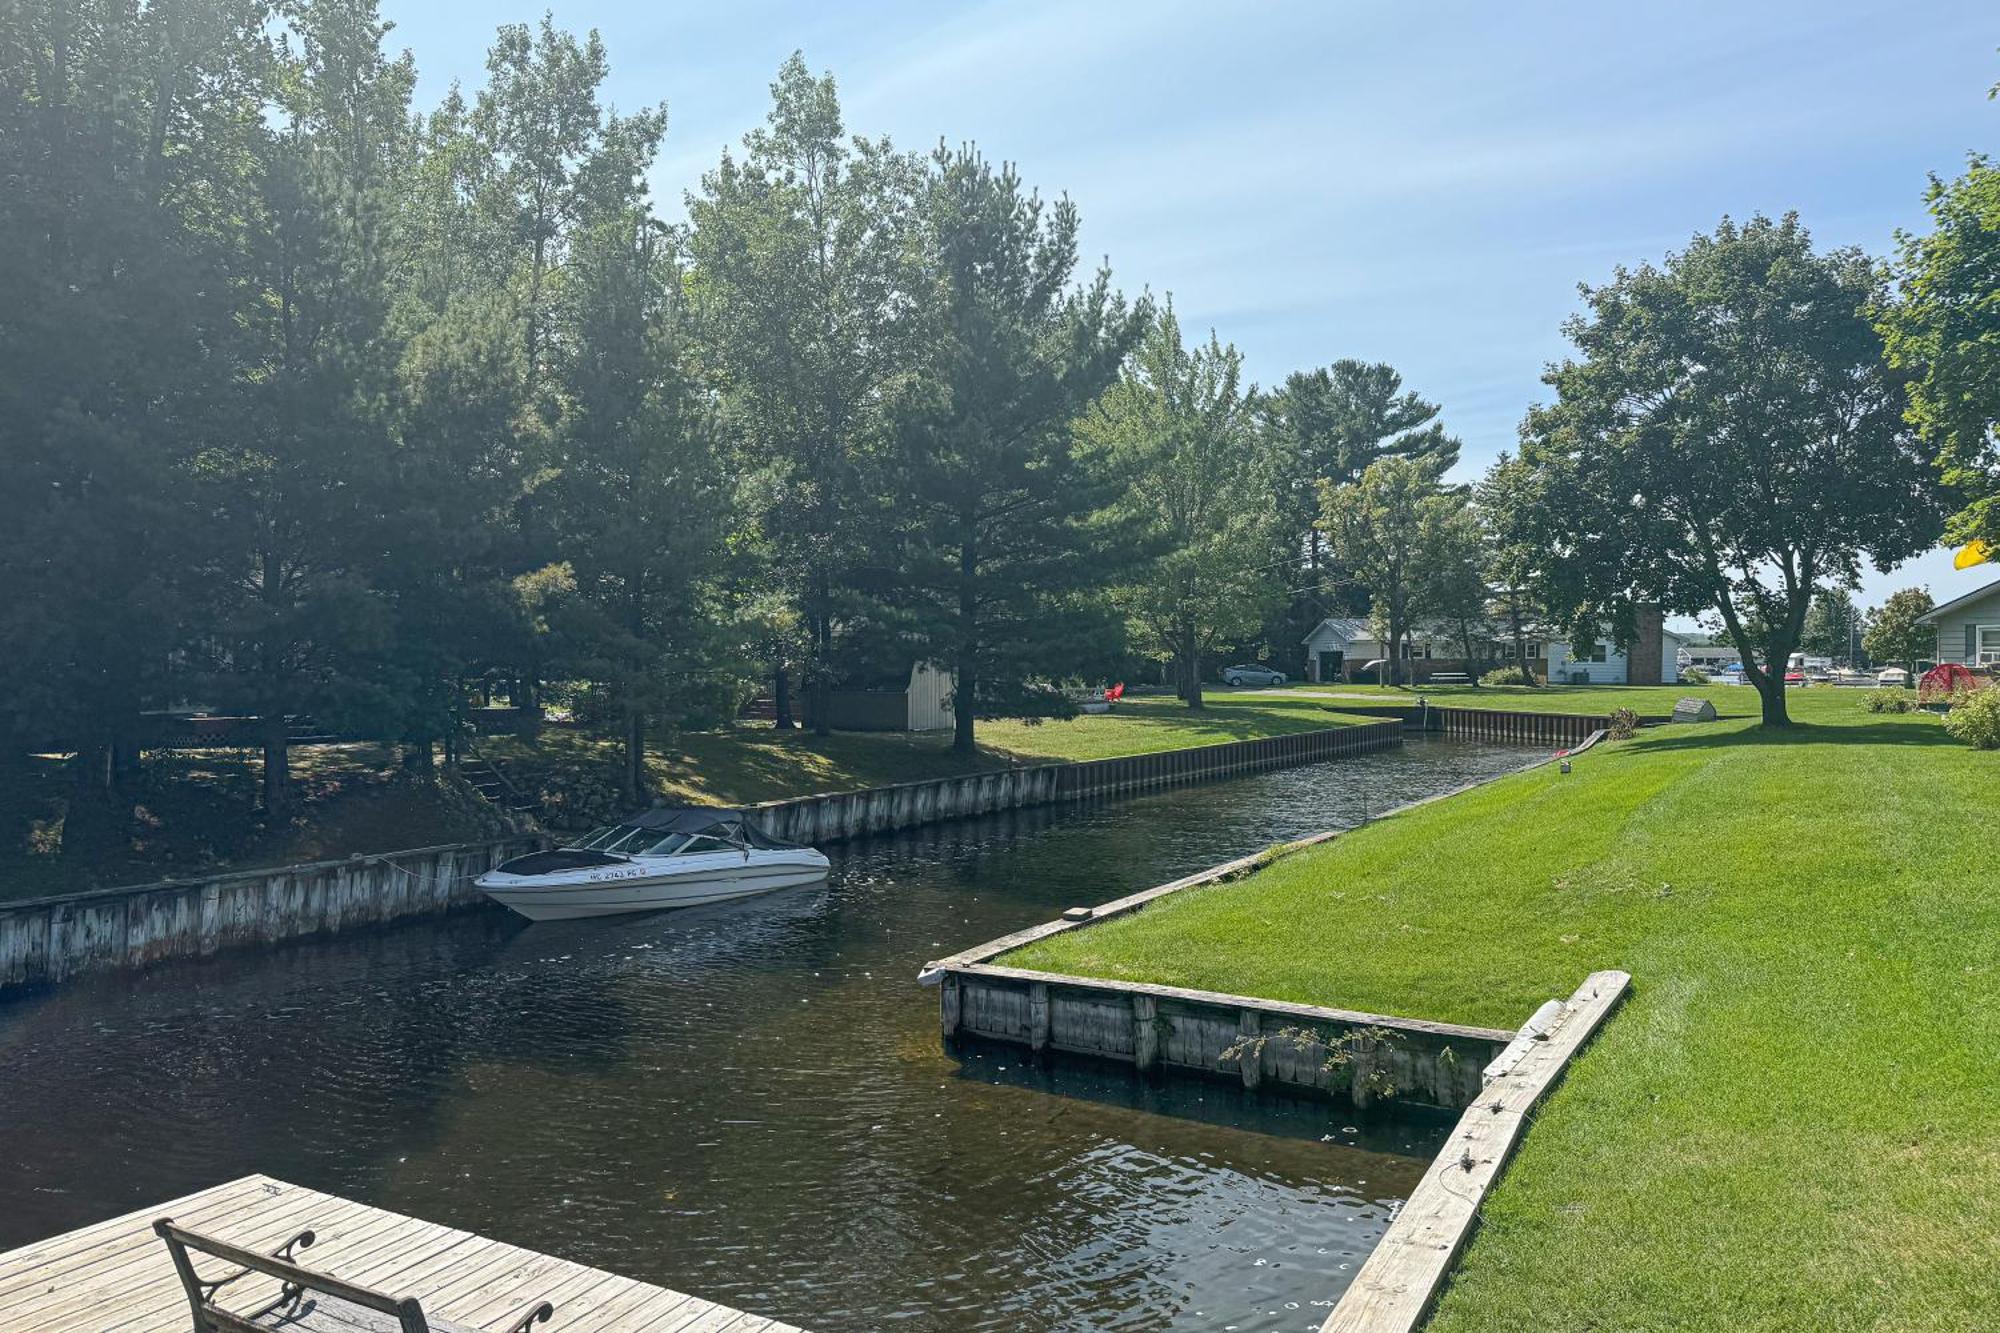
[0,737,1536,1331]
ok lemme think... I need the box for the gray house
[1917,575,2000,668]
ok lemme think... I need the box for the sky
[380,0,2000,624]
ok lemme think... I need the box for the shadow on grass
[1631,719,1957,753]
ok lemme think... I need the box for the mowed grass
[1010,692,1999,1331]
[1235,679,1787,717]
[486,693,1367,809]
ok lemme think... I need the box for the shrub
[1942,686,2000,749]
[1863,687,1914,714]
[1607,707,1640,740]
[1680,666,1711,684]
[1479,666,1540,686]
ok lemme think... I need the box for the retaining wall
[942,965,1512,1111]
[0,839,535,993]
[1,721,1401,995]
[753,719,1401,843]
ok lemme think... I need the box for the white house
[1544,624,1691,686]
[1916,575,2000,668]
[1301,609,1690,685]
[1300,618,1461,683]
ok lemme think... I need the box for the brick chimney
[1630,605,1664,686]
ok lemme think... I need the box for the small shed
[804,661,955,732]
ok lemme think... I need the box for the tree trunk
[953,531,978,755]
[1755,673,1790,726]
[773,662,795,730]
[624,708,646,804]
[260,714,291,813]
[1181,623,1203,710]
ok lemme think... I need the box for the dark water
[0,737,1536,1331]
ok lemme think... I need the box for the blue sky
[382,0,1999,620]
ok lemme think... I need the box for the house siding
[1926,588,2000,666]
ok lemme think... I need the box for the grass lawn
[1009,688,1998,1330]
[1233,679,1784,717]
[486,692,1367,815]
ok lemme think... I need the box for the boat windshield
[568,823,745,857]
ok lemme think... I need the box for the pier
[0,1174,801,1332]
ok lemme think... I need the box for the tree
[1476,462,1544,681]
[547,209,737,802]
[0,0,267,819]
[1879,157,2000,558]
[1080,305,1278,707]
[1498,215,1942,726]
[685,54,922,731]
[1801,588,1861,664]
[880,145,1145,752]
[1260,360,1462,653]
[194,0,415,812]
[1318,457,1473,686]
[1863,588,1936,675]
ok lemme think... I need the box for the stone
[1672,697,1718,723]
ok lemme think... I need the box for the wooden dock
[0,1174,804,1332]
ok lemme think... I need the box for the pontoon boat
[475,807,829,921]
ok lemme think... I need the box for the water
[0,737,1537,1331]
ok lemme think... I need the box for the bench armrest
[500,1300,555,1333]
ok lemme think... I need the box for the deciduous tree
[1863,587,1936,675]
[1080,306,1278,707]
[1499,215,1942,726]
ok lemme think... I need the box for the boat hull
[475,850,830,921]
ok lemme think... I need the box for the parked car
[1221,663,1287,686]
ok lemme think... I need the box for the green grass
[486,693,1366,812]
[1010,689,1999,1331]
[1235,680,1781,716]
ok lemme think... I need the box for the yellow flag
[1955,541,1993,570]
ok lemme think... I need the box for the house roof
[1916,574,2000,623]
[1301,617,1372,645]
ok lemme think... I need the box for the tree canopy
[1494,214,1943,725]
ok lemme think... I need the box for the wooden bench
[153,1218,555,1333]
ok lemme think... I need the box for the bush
[1680,667,1711,685]
[1863,688,1914,714]
[1607,707,1640,740]
[1942,686,2000,749]
[1479,666,1540,686]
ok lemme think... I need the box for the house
[1301,618,1473,683]
[1301,607,1689,685]
[801,661,956,731]
[1917,575,2000,668]
[1544,625,1690,685]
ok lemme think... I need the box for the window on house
[1979,626,2000,666]
[1578,643,1609,664]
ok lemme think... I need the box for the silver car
[1221,663,1287,686]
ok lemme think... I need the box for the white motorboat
[476,807,830,921]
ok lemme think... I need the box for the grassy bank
[1010,690,1998,1330]
[483,693,1366,817]
[1235,680,1781,716]
[3,694,1360,898]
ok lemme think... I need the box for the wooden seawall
[0,839,535,994]
[752,719,1402,843]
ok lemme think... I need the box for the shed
[803,661,956,732]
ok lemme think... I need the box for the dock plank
[0,1175,802,1333]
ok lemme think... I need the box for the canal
[0,737,1538,1332]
